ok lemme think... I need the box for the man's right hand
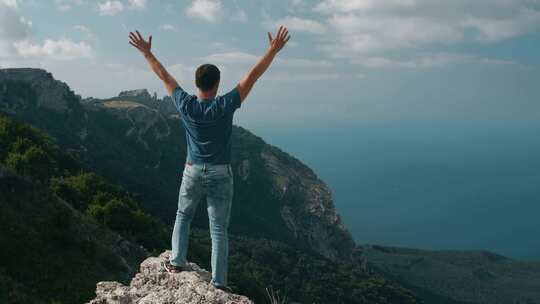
[129,30,152,57]
[236,26,291,102]
[268,26,291,54]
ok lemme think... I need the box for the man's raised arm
[129,30,178,96]
[236,26,291,102]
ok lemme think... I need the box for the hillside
[0,68,356,262]
[3,68,539,304]
[0,164,149,303]
[364,245,540,304]
[0,68,419,303]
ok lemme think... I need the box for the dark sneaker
[213,284,234,293]
[162,260,184,273]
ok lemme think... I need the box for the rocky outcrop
[88,251,253,304]
[115,89,159,109]
[118,89,153,100]
[0,68,78,112]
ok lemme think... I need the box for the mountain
[0,68,356,262]
[364,245,540,304]
[0,68,419,304]
[7,68,538,304]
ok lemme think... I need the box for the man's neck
[197,90,217,101]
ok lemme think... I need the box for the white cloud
[186,0,221,22]
[128,0,146,10]
[323,15,463,54]
[289,0,306,6]
[159,24,176,31]
[276,58,333,68]
[55,0,85,12]
[266,72,340,81]
[168,63,194,83]
[202,52,258,64]
[98,0,124,16]
[462,9,540,42]
[13,39,93,60]
[0,0,17,8]
[231,9,248,22]
[0,2,29,41]
[1,3,94,61]
[202,51,334,69]
[314,0,540,59]
[314,0,416,13]
[0,1,31,56]
[263,16,326,34]
[73,25,94,40]
[351,53,515,69]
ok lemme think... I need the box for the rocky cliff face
[88,251,253,304]
[0,68,357,262]
[0,68,78,112]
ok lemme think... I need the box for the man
[128,26,291,291]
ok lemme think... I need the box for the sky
[0,0,539,126]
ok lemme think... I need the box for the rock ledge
[88,251,253,304]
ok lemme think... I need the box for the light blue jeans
[170,162,234,287]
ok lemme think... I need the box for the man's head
[195,64,220,95]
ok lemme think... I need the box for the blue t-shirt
[171,86,241,165]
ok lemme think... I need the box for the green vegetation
[0,171,136,303]
[188,229,418,304]
[0,114,169,253]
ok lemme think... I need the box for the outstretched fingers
[281,30,289,41]
[136,30,144,41]
[129,30,153,54]
[129,41,139,50]
[274,25,289,42]
[129,32,142,46]
[276,25,284,40]
[129,32,138,42]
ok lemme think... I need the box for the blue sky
[1,0,539,126]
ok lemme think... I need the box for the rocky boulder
[88,251,253,304]
[114,89,158,109]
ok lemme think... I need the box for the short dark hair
[195,64,220,91]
